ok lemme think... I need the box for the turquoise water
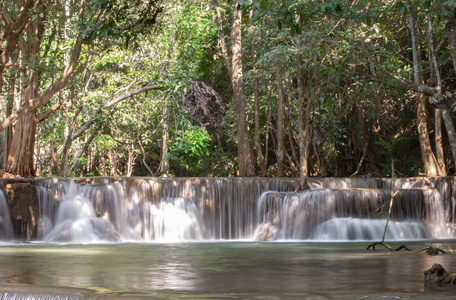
[0,241,456,299]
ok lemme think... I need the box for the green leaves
[169,122,213,173]
[397,1,406,16]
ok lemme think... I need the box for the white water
[311,218,429,240]
[43,180,120,243]
[0,190,14,240]
[9,177,456,243]
[254,187,448,241]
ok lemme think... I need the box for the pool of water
[0,241,455,299]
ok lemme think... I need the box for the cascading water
[39,179,120,243]
[34,177,299,243]
[18,177,456,243]
[0,189,14,241]
[254,187,444,241]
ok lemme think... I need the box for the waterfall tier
[1,177,454,243]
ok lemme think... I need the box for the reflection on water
[0,242,455,299]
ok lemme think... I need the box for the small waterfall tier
[254,188,445,241]
[16,177,456,243]
[0,189,14,241]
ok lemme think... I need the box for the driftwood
[367,242,447,255]
[366,242,411,251]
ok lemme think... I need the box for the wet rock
[424,264,456,285]
[1,179,39,241]
[254,222,278,241]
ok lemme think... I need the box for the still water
[0,241,455,299]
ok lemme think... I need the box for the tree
[214,1,255,177]
[0,0,164,176]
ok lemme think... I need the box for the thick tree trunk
[4,112,37,176]
[417,93,441,176]
[4,10,43,177]
[276,67,285,177]
[230,5,254,177]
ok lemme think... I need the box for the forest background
[1,0,456,187]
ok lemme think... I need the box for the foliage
[2,0,456,178]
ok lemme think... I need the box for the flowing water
[28,177,456,243]
[1,177,456,299]
[0,190,13,240]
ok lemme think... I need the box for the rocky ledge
[0,178,39,240]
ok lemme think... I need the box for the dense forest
[1,0,456,186]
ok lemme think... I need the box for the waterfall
[33,177,298,243]
[254,188,444,241]
[38,179,120,243]
[0,293,85,300]
[20,177,456,242]
[0,189,14,240]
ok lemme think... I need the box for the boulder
[424,264,456,285]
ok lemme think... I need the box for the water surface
[1,241,455,299]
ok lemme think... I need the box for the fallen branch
[366,242,411,251]
[415,245,446,255]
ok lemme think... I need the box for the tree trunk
[214,9,232,77]
[159,11,175,177]
[441,109,456,168]
[159,98,169,176]
[0,0,35,94]
[230,5,254,177]
[354,98,376,172]
[3,10,44,177]
[4,112,37,176]
[252,41,266,176]
[446,20,456,76]
[69,124,101,174]
[3,65,16,168]
[435,109,447,174]
[276,67,285,177]
[407,1,442,176]
[296,18,309,189]
[417,93,441,176]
